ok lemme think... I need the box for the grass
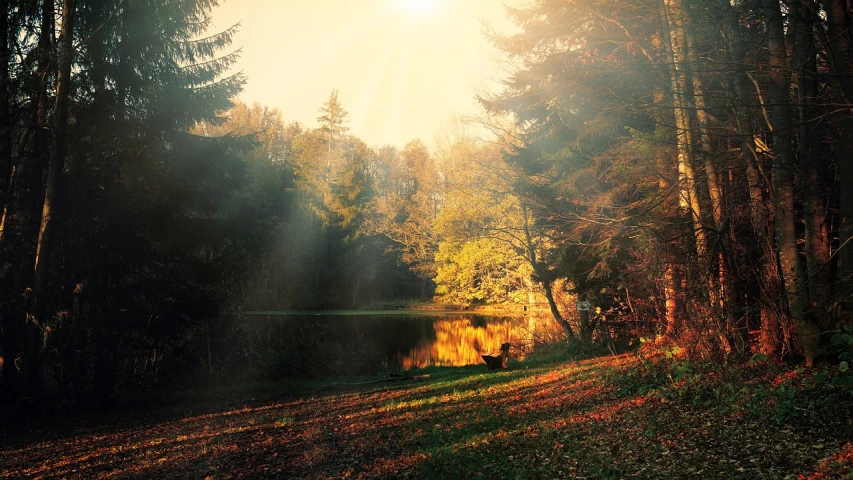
[2,349,853,479]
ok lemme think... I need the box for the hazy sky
[210,0,516,148]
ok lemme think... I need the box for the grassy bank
[3,350,853,479]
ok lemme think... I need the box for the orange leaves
[800,443,853,479]
[1,354,850,478]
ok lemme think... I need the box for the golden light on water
[398,316,565,369]
[399,318,514,369]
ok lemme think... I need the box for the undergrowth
[604,343,853,433]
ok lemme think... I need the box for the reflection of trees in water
[280,315,433,376]
[218,314,566,378]
[399,316,520,369]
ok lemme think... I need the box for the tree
[317,89,350,176]
[0,0,245,403]
[763,0,820,365]
[481,0,667,342]
[480,0,847,360]
[26,0,76,398]
[817,0,853,324]
[366,140,440,296]
[433,126,534,307]
[0,0,14,394]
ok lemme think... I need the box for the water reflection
[398,317,518,369]
[232,312,564,377]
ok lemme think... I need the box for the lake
[229,311,562,377]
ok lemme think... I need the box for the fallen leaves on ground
[2,354,852,479]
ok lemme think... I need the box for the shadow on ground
[1,354,850,479]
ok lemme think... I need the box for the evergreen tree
[317,89,350,177]
[479,0,847,359]
[0,0,245,403]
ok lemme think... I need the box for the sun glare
[394,0,442,19]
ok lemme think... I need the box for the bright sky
[210,0,517,148]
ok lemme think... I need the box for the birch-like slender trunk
[26,0,76,401]
[662,0,707,255]
[18,0,55,398]
[685,10,746,353]
[663,0,716,351]
[34,0,76,316]
[653,85,682,338]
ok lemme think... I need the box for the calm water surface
[237,312,549,374]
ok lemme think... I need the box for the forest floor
[2,350,853,479]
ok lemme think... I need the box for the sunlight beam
[391,0,444,21]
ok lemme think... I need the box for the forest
[1,0,853,477]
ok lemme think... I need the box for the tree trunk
[651,82,683,339]
[33,0,75,329]
[841,116,853,320]
[663,0,714,351]
[819,0,853,107]
[685,20,723,230]
[578,294,593,343]
[685,9,746,353]
[0,0,17,396]
[28,0,76,401]
[521,204,574,338]
[722,0,781,356]
[765,0,821,365]
[541,279,574,339]
[18,0,55,399]
[662,264,680,337]
[0,0,10,219]
[663,0,708,263]
[793,0,833,330]
[818,0,853,321]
